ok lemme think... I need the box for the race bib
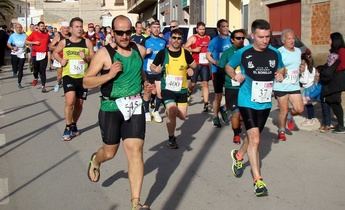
[199,53,208,64]
[165,75,183,92]
[283,69,299,84]
[146,59,153,72]
[16,49,25,59]
[36,52,46,61]
[69,60,85,75]
[251,81,273,103]
[53,59,61,68]
[231,66,241,87]
[115,94,142,121]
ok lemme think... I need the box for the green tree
[0,0,15,21]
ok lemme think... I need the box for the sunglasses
[171,36,182,40]
[170,25,178,29]
[114,30,132,36]
[234,37,245,40]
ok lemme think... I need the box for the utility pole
[25,0,28,31]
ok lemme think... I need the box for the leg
[17,58,25,85]
[288,93,304,116]
[64,91,76,125]
[72,98,84,124]
[38,57,48,87]
[11,55,18,76]
[165,103,178,137]
[276,94,289,131]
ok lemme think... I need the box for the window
[114,0,124,6]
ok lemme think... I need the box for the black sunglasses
[171,36,182,40]
[114,30,132,36]
[234,37,245,40]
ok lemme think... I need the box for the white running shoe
[152,111,163,123]
[53,84,60,92]
[145,112,152,122]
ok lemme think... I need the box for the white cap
[60,21,69,27]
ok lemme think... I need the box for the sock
[287,111,292,120]
[253,176,263,183]
[143,100,150,113]
[204,102,208,107]
[236,151,243,160]
[154,97,162,112]
[233,128,241,136]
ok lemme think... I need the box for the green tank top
[100,49,143,112]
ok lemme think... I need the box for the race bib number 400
[69,60,85,75]
[115,94,142,121]
[251,81,273,103]
[165,75,183,92]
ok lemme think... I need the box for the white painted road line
[0,110,4,118]
[0,178,9,205]
[0,134,5,147]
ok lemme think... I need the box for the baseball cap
[60,21,69,27]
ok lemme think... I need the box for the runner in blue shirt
[206,19,231,128]
[225,19,285,197]
[142,20,167,123]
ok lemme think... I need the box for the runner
[131,21,145,45]
[207,19,231,127]
[26,21,50,92]
[142,20,166,123]
[151,28,197,149]
[273,29,304,141]
[49,21,70,92]
[184,21,211,112]
[225,19,285,196]
[218,29,246,144]
[84,23,99,52]
[7,23,27,88]
[83,15,150,210]
[53,17,94,141]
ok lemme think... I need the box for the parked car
[162,25,218,43]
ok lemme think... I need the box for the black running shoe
[254,179,268,197]
[167,136,178,149]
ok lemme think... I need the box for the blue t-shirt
[7,32,27,56]
[273,46,301,91]
[143,36,166,74]
[229,45,284,110]
[208,35,231,73]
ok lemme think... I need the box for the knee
[104,150,116,160]
[295,106,304,114]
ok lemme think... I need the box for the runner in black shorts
[62,75,88,99]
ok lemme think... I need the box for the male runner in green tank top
[53,17,94,141]
[83,15,151,210]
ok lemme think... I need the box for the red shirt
[27,31,50,56]
[191,34,210,65]
[336,47,345,71]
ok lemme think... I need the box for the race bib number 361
[70,60,85,75]
[251,81,273,103]
[115,94,142,121]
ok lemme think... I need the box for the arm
[25,33,40,45]
[206,51,217,66]
[49,33,60,51]
[136,43,146,59]
[150,50,165,73]
[83,48,122,89]
[52,39,67,66]
[184,36,199,53]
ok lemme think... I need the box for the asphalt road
[1,64,345,210]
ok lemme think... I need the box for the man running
[273,29,304,141]
[83,15,150,210]
[184,21,211,112]
[50,21,70,92]
[26,21,50,92]
[53,17,94,141]
[151,29,196,149]
[142,20,166,123]
[207,19,231,127]
[225,19,285,196]
[218,29,246,144]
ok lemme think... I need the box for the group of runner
[8,14,343,209]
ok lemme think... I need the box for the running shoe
[287,118,299,131]
[62,128,73,141]
[332,126,345,134]
[233,135,241,144]
[277,131,286,141]
[18,84,24,89]
[231,149,244,177]
[167,136,178,149]
[71,124,80,137]
[203,103,209,113]
[220,106,229,124]
[53,84,60,92]
[254,179,268,197]
[212,116,221,128]
[152,111,163,123]
[145,112,151,122]
[32,79,38,86]
[41,87,47,93]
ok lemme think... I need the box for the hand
[12,46,18,52]
[146,48,152,55]
[187,68,194,77]
[34,41,40,45]
[275,72,284,82]
[143,80,154,91]
[299,63,306,73]
[79,51,85,60]
[194,47,201,53]
[60,59,68,67]
[151,64,162,73]
[234,73,245,83]
[109,61,122,78]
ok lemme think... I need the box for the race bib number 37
[115,94,142,121]
[251,81,273,103]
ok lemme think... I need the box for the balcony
[128,0,156,13]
